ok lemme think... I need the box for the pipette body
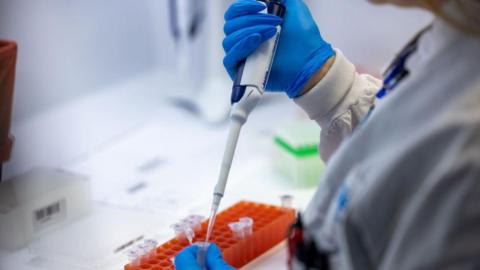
[206,0,286,243]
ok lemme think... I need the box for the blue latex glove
[174,243,236,270]
[223,0,334,98]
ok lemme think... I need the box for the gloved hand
[174,243,236,270]
[223,0,334,98]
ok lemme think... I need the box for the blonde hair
[422,0,480,35]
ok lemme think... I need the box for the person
[175,0,480,269]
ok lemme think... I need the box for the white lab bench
[0,69,318,269]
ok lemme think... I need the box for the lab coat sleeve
[293,49,381,162]
[377,154,480,270]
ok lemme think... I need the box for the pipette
[205,0,286,243]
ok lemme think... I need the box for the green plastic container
[272,121,325,187]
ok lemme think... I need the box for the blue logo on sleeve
[335,184,350,222]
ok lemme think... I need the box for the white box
[0,168,92,250]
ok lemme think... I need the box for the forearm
[294,50,381,162]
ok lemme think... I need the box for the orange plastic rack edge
[124,201,295,270]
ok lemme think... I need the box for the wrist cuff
[293,49,356,120]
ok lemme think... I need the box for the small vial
[185,214,205,222]
[127,247,141,267]
[185,215,204,233]
[171,223,195,244]
[239,217,254,236]
[183,216,203,234]
[280,194,294,209]
[188,220,201,234]
[144,239,158,259]
[171,223,187,243]
[195,242,210,270]
[137,243,149,262]
[228,222,246,240]
[183,226,195,244]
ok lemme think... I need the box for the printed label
[33,199,66,232]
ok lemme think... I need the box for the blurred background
[0,0,432,178]
[0,0,432,269]
[1,0,430,122]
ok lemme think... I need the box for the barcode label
[33,199,66,231]
[35,201,61,222]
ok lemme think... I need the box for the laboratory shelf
[124,201,295,270]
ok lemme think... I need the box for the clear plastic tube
[184,226,195,244]
[171,223,187,243]
[239,217,253,236]
[195,242,210,270]
[280,194,294,209]
[127,247,141,266]
[144,239,158,259]
[137,243,149,262]
[192,215,205,232]
[187,219,202,234]
[171,223,195,244]
[228,222,246,240]
[183,215,204,233]
[186,214,205,222]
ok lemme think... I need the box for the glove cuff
[286,42,335,99]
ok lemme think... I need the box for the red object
[124,201,296,270]
[0,40,17,164]
[287,214,303,269]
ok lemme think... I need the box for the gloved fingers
[205,244,236,270]
[223,25,277,52]
[223,33,262,78]
[224,0,266,20]
[224,13,282,35]
[174,245,202,270]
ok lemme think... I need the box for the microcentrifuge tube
[184,226,195,244]
[185,215,204,233]
[144,239,158,259]
[228,222,246,240]
[137,243,149,261]
[171,223,187,243]
[239,217,254,236]
[183,216,202,234]
[280,194,294,209]
[184,214,204,222]
[171,223,195,244]
[171,223,183,235]
[127,247,141,266]
[187,219,201,234]
[191,215,205,222]
[195,242,210,270]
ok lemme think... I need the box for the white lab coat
[293,18,480,269]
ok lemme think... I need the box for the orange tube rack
[124,201,295,270]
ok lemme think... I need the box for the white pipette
[205,0,286,243]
